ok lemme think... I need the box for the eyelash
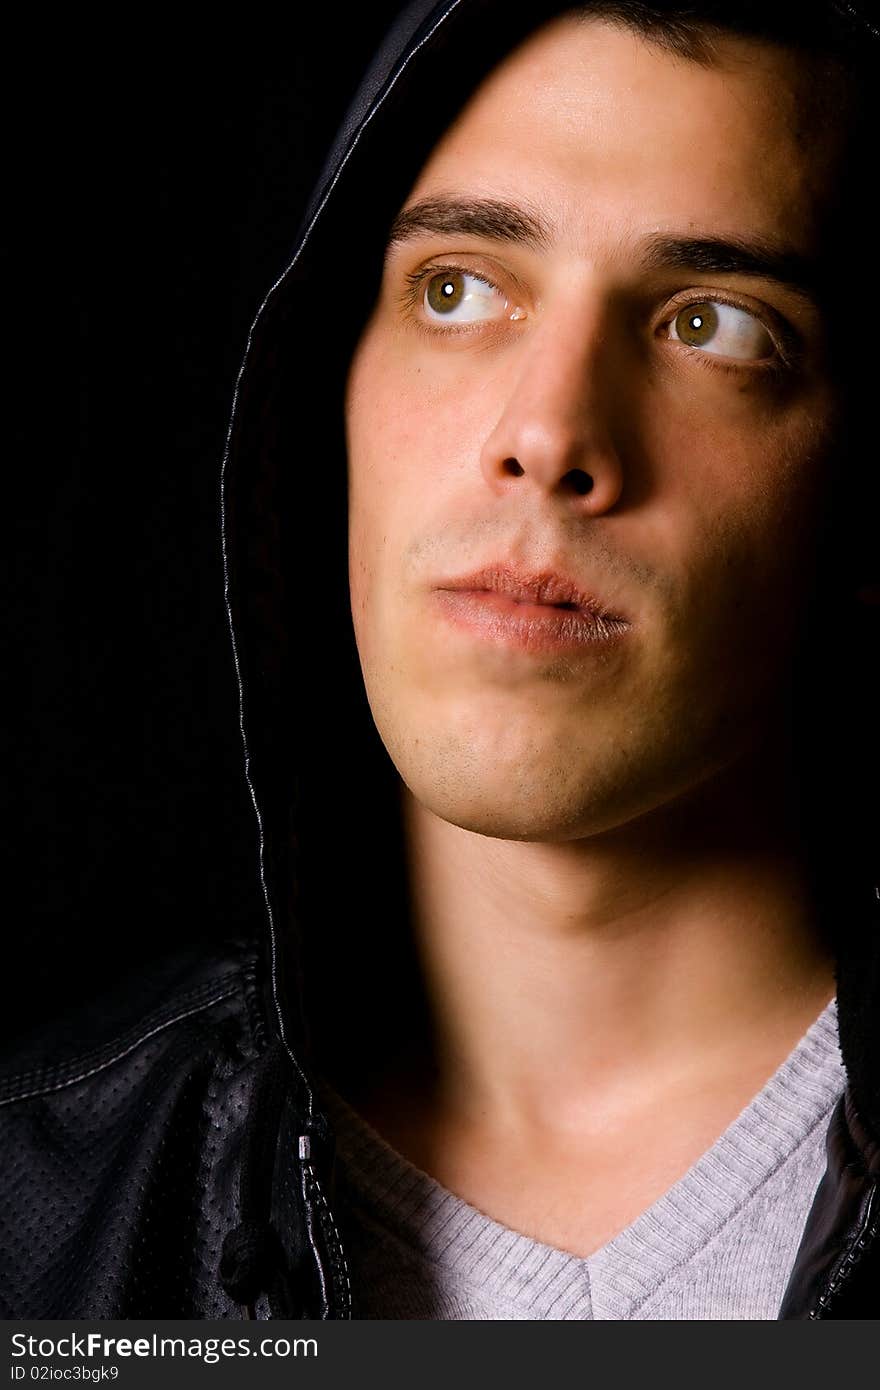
[400,262,799,379]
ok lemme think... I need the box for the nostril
[501,457,524,476]
[567,469,593,495]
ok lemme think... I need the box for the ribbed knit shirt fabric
[316,997,844,1319]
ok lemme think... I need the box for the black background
[7,11,406,1038]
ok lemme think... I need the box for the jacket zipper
[808,1180,879,1318]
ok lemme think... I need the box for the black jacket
[3,0,880,1320]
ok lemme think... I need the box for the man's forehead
[417,14,836,147]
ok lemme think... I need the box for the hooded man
[2,0,880,1320]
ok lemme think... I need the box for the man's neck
[388,741,836,1146]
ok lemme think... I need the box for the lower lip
[433,589,631,652]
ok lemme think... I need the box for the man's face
[344,14,845,841]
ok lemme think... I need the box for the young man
[2,0,879,1319]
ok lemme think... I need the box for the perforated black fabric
[0,939,321,1318]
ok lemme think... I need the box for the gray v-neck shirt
[316,998,844,1319]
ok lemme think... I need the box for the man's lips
[432,564,631,653]
[435,564,629,624]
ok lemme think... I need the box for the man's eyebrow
[638,232,823,308]
[386,196,551,251]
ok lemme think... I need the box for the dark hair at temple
[573,0,878,59]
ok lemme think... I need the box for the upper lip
[436,563,629,622]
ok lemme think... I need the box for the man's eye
[666,300,776,361]
[420,269,509,323]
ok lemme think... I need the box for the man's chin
[389,716,770,848]
[395,758,645,844]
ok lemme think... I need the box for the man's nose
[478,298,625,514]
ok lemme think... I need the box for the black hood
[218,0,880,1138]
